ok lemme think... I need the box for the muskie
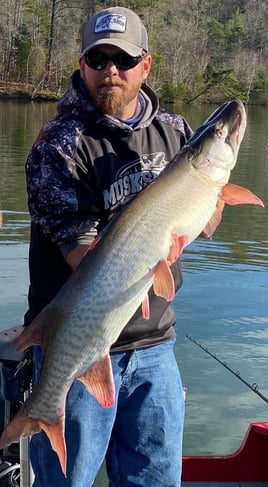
[0,100,264,476]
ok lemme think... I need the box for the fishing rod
[186,334,268,405]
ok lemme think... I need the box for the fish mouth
[187,100,246,152]
[188,100,247,181]
[223,101,247,152]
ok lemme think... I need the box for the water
[0,99,268,482]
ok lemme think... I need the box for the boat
[0,326,268,486]
[182,421,268,486]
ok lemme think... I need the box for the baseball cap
[81,7,148,58]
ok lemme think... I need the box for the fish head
[187,100,247,184]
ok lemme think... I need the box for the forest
[1,0,268,104]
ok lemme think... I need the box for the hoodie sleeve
[26,117,101,246]
[157,108,193,142]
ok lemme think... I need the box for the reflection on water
[1,210,30,242]
[0,101,268,479]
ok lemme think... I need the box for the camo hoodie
[24,69,192,350]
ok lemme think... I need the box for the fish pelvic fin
[77,354,115,409]
[40,416,66,477]
[221,183,264,207]
[153,259,175,301]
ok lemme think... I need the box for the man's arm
[65,244,92,271]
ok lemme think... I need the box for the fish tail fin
[0,411,67,477]
[40,416,66,476]
[0,410,41,449]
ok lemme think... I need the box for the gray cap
[81,7,148,57]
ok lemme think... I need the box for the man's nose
[104,60,120,75]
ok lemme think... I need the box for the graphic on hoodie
[103,152,167,210]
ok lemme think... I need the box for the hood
[57,69,159,133]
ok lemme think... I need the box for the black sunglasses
[84,50,145,71]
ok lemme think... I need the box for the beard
[88,77,143,117]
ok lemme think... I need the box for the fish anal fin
[167,234,188,265]
[221,183,264,207]
[40,416,66,477]
[77,354,115,409]
[141,293,150,320]
[153,260,175,301]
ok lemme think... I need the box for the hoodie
[24,69,192,351]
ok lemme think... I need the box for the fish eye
[215,128,223,137]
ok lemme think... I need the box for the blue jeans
[30,340,185,486]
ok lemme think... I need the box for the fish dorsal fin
[221,183,264,207]
[77,354,115,408]
[153,259,175,301]
[40,416,66,477]
[167,233,188,265]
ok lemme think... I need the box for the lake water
[0,99,267,484]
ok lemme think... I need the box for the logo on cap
[95,14,127,34]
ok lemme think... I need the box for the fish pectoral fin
[167,234,188,265]
[40,416,67,477]
[153,259,175,301]
[141,292,150,320]
[77,354,115,409]
[221,183,264,207]
[201,206,223,238]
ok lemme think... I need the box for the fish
[0,100,264,476]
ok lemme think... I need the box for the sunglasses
[84,50,145,71]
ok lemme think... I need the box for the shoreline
[0,83,61,101]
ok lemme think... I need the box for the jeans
[30,340,185,486]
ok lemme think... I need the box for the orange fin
[0,409,67,477]
[13,306,54,352]
[86,234,102,253]
[201,206,223,238]
[153,260,175,301]
[141,292,150,320]
[40,416,66,477]
[0,410,41,450]
[221,183,264,207]
[77,354,115,408]
[167,234,188,265]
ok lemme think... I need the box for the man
[25,6,193,487]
